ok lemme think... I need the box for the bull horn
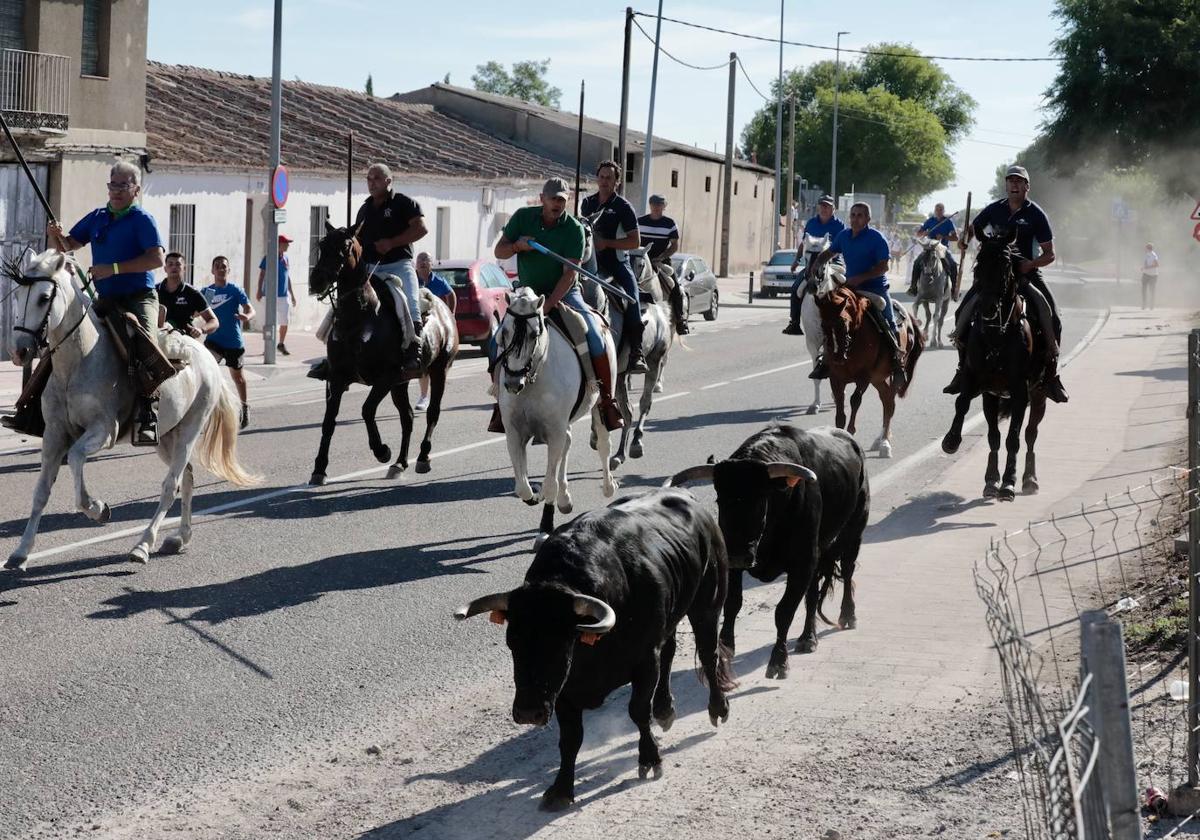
[663,464,716,487]
[454,591,511,621]
[765,462,818,483]
[573,594,616,636]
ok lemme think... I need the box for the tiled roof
[144,62,573,182]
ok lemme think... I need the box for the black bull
[667,424,870,679]
[455,489,736,811]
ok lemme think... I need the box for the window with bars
[309,205,329,276]
[704,176,712,193]
[670,170,679,188]
[81,0,110,77]
[0,0,25,53]
[168,204,196,285]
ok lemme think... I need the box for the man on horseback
[637,195,690,335]
[44,161,171,445]
[944,165,1068,403]
[488,177,624,433]
[811,201,907,387]
[581,161,648,374]
[906,203,959,296]
[783,195,845,335]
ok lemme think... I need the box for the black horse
[306,222,458,486]
[940,229,1048,500]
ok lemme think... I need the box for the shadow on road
[1116,366,1185,382]
[864,490,995,544]
[645,405,795,436]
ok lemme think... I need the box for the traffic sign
[273,208,287,224]
[271,165,289,209]
[1191,201,1200,221]
[1193,222,1200,244]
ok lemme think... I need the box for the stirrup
[943,368,964,394]
[809,357,830,380]
[627,351,648,374]
[307,359,330,380]
[133,419,158,447]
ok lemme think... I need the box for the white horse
[912,237,951,348]
[493,286,617,549]
[798,233,832,415]
[4,249,259,570]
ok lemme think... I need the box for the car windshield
[437,268,472,288]
[768,252,796,266]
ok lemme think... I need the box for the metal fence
[0,49,70,131]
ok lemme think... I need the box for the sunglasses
[107,182,137,192]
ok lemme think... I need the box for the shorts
[275,295,290,326]
[1141,273,1157,285]
[205,340,245,370]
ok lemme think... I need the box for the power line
[735,56,771,103]
[631,15,728,71]
[632,10,1059,62]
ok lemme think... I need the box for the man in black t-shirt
[637,195,689,335]
[581,160,647,373]
[156,252,217,339]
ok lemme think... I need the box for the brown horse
[811,259,924,459]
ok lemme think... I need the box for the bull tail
[813,552,849,627]
[695,525,738,691]
[897,318,925,398]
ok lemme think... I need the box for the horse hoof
[533,532,550,551]
[942,433,961,455]
[4,555,28,572]
[806,404,819,416]
[97,502,112,524]
[652,382,664,394]
[557,499,573,515]
[983,483,999,499]
[415,460,431,474]
[655,708,676,731]
[629,442,643,459]
[374,446,392,464]
[638,762,664,780]
[160,536,186,555]
[840,615,858,630]
[764,663,788,680]
[128,546,149,564]
[1023,478,1039,495]
[309,473,327,486]
[386,465,405,479]
[878,442,892,459]
[608,455,624,471]
[999,485,1016,502]
[794,637,817,654]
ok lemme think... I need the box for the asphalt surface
[0,299,1097,837]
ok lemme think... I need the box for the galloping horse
[307,222,458,486]
[4,249,258,570]
[797,233,832,415]
[912,238,952,348]
[493,287,618,549]
[941,230,1047,500]
[811,257,924,459]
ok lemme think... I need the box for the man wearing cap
[945,165,1068,403]
[581,160,647,373]
[637,195,689,335]
[783,195,846,335]
[907,202,960,296]
[256,234,298,355]
[490,177,624,433]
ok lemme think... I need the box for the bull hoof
[638,762,664,780]
[629,441,643,459]
[309,473,327,486]
[998,484,1016,502]
[386,465,406,479]
[983,482,999,499]
[128,546,149,564]
[1023,477,1039,495]
[533,532,550,551]
[4,554,28,572]
[655,708,676,731]
[97,502,112,524]
[415,459,431,474]
[794,636,817,654]
[540,789,574,812]
[373,446,392,464]
[942,432,961,454]
[609,455,624,471]
[160,536,186,555]
[764,662,789,680]
[806,403,819,416]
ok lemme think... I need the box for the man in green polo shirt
[488,177,622,434]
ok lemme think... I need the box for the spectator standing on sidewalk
[1141,243,1159,310]
[256,234,297,355]
[414,252,455,410]
[157,251,218,338]
[204,256,256,429]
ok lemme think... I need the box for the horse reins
[12,260,96,357]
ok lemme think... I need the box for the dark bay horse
[940,230,1047,500]
[306,222,458,486]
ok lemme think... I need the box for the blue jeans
[606,260,643,346]
[377,258,421,322]
[857,276,898,335]
[789,273,806,322]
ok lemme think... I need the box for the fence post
[748,271,754,304]
[1189,328,1200,786]
[1081,610,1142,840]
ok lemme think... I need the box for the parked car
[670,253,719,322]
[433,259,513,346]
[759,249,799,298]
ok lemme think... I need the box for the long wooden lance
[952,191,971,301]
[0,110,57,226]
[526,240,637,306]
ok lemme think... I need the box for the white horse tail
[195,374,261,487]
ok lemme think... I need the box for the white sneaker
[415,395,430,411]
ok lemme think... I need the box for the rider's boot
[402,318,424,371]
[625,312,648,374]
[307,359,330,380]
[1042,352,1069,404]
[592,352,625,431]
[782,283,805,335]
[808,355,830,379]
[487,404,505,434]
[134,396,159,447]
[944,344,968,394]
[669,284,691,335]
[1,357,51,437]
[781,321,804,336]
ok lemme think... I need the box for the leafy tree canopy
[472,59,562,109]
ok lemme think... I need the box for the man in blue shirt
[944,165,1067,403]
[907,203,960,296]
[784,195,846,335]
[202,256,256,429]
[46,160,169,445]
[811,201,907,387]
[581,160,647,373]
[256,234,298,355]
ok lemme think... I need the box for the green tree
[365,74,374,97]
[471,58,562,108]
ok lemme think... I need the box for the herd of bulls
[455,422,870,811]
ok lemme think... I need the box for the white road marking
[735,360,810,381]
[700,381,729,390]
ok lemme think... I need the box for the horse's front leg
[981,393,1002,498]
[387,383,414,478]
[942,390,975,454]
[506,429,536,504]
[161,463,194,555]
[592,405,618,498]
[129,429,194,563]
[310,381,347,486]
[847,381,867,436]
[609,374,631,471]
[831,378,847,429]
[872,380,896,459]
[999,393,1029,502]
[1023,394,1047,494]
[414,367,446,474]
[362,383,392,464]
[6,428,71,571]
[630,361,658,459]
[70,423,115,523]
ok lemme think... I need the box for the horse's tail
[897,316,925,399]
[195,373,262,487]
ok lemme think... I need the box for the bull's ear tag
[785,476,801,488]
[489,610,507,625]
[579,632,601,646]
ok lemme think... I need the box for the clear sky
[147,0,1063,217]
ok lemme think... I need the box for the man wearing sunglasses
[47,160,171,445]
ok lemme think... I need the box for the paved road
[0,302,1097,837]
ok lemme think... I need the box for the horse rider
[944,165,1068,403]
[811,201,908,387]
[581,160,648,373]
[489,177,624,434]
[637,195,690,335]
[783,194,845,335]
[906,202,959,296]
[44,160,171,446]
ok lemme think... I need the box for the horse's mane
[973,237,1016,300]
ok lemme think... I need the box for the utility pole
[720,52,736,277]
[830,30,848,208]
[574,80,585,216]
[264,0,282,365]
[773,0,785,251]
[786,94,795,248]
[639,0,665,210]
[617,7,633,196]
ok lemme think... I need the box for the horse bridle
[10,261,95,356]
[497,308,546,383]
[312,234,379,315]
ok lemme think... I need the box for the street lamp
[830,30,848,209]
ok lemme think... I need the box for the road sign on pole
[1193,222,1200,244]
[1191,201,1200,221]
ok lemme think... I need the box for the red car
[433,259,514,346]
